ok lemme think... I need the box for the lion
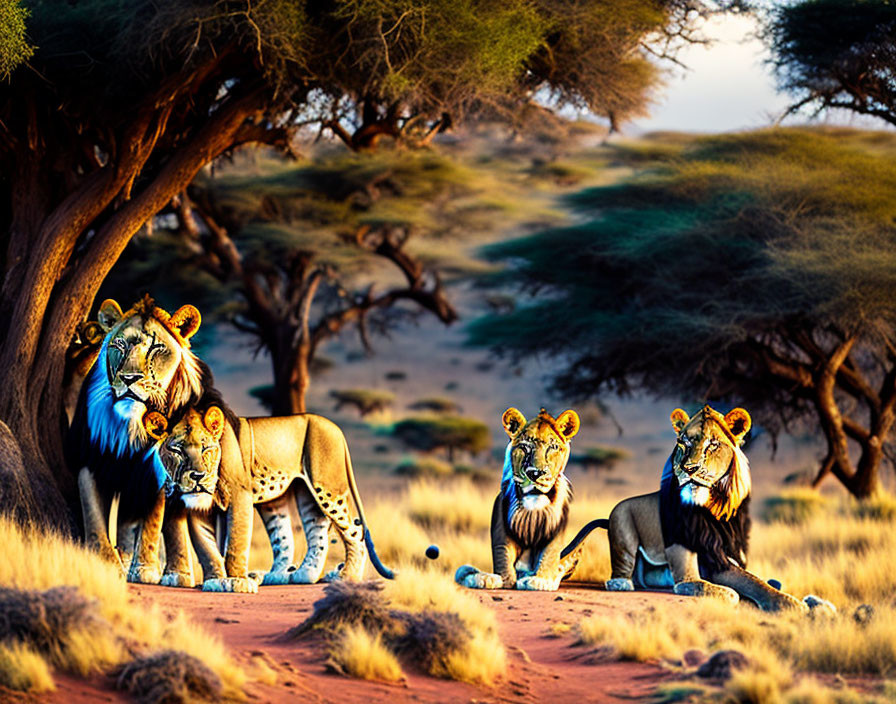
[570,405,826,612]
[142,400,394,589]
[66,296,255,592]
[455,407,588,591]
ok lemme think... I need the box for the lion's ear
[502,408,526,437]
[81,322,105,345]
[97,300,124,331]
[143,411,168,441]
[555,410,580,440]
[724,408,751,443]
[203,406,225,441]
[169,305,201,341]
[670,408,690,433]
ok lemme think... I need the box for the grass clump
[763,489,830,524]
[328,625,404,682]
[117,650,223,704]
[286,569,505,685]
[0,517,245,696]
[406,478,494,532]
[0,641,55,692]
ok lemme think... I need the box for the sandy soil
[34,583,688,704]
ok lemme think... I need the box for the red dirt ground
[32,583,690,704]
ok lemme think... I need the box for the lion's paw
[517,575,560,591]
[804,594,837,618]
[455,565,503,589]
[202,577,259,594]
[605,577,635,591]
[127,564,161,585]
[260,568,294,586]
[674,580,739,605]
[160,571,195,588]
[289,566,322,585]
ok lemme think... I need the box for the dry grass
[287,567,505,685]
[568,488,896,702]
[350,479,896,699]
[0,517,245,696]
[0,641,55,692]
[328,624,404,682]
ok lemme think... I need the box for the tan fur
[604,406,808,612]
[456,408,582,591]
[149,409,375,588]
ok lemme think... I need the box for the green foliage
[0,0,32,79]
[470,128,896,437]
[391,415,490,458]
[766,0,896,125]
[330,388,395,417]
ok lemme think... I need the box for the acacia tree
[0,0,713,526]
[470,130,896,499]
[103,151,488,414]
[766,0,896,125]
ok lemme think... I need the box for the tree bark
[0,85,266,530]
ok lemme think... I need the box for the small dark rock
[491,596,503,601]
[554,596,564,601]
[695,650,749,681]
[767,578,783,591]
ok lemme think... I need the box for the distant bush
[391,416,490,460]
[850,494,896,521]
[394,457,455,479]
[408,397,461,414]
[570,445,630,471]
[762,489,829,525]
[330,389,395,417]
[394,458,494,482]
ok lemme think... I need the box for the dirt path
[39,582,687,704]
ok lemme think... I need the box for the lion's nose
[119,372,143,386]
[189,470,205,482]
[525,467,543,481]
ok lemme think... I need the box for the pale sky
[631,14,888,134]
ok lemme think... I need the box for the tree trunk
[0,88,264,531]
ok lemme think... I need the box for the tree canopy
[0,0,715,526]
[470,129,896,498]
[766,0,896,126]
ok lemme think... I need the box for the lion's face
[669,406,752,520]
[145,407,224,511]
[502,407,580,500]
[97,298,202,412]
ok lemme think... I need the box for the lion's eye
[707,440,720,451]
[168,444,183,456]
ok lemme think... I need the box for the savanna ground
[4,129,896,703]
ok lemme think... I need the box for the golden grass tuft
[328,624,405,682]
[0,517,245,696]
[0,641,55,692]
[289,568,506,685]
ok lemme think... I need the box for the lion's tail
[560,518,609,559]
[343,438,396,580]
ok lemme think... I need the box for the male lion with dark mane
[592,405,832,613]
[66,296,255,592]
[455,407,590,591]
